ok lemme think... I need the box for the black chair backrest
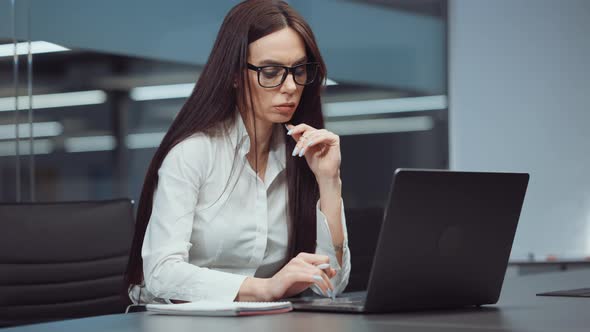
[0,199,134,327]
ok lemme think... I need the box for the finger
[327,267,337,278]
[290,258,333,297]
[296,130,328,157]
[298,131,340,158]
[299,261,335,295]
[312,263,335,292]
[310,283,327,297]
[304,132,339,151]
[291,131,318,157]
[296,252,330,265]
[291,135,306,156]
[319,270,335,292]
[297,129,317,145]
[311,272,332,297]
[283,270,317,285]
[301,129,327,144]
[316,263,336,278]
[318,265,337,279]
[295,272,333,297]
[286,123,315,140]
[289,256,326,273]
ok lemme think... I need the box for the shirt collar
[270,122,286,170]
[228,110,250,153]
[228,111,286,171]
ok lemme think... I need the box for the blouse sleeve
[313,199,351,296]
[141,137,247,302]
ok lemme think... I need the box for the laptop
[290,168,529,313]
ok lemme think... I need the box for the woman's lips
[274,105,295,113]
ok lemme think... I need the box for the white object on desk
[146,301,293,316]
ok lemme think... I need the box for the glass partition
[0,0,448,209]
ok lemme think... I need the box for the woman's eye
[261,68,282,78]
[294,67,306,77]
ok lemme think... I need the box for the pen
[284,124,293,136]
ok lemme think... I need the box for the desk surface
[4,269,590,332]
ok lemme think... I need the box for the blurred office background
[1,0,589,275]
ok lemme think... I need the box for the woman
[125,0,350,304]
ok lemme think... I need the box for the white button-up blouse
[129,111,350,304]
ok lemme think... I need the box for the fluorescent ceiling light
[0,139,53,156]
[0,41,70,58]
[323,95,447,118]
[325,116,434,136]
[33,132,167,153]
[130,77,339,101]
[57,115,433,152]
[130,83,195,101]
[0,121,63,140]
[127,132,166,149]
[0,90,107,112]
[65,135,116,153]
[325,78,338,86]
[61,133,166,152]
[0,114,433,156]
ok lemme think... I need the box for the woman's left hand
[286,124,341,179]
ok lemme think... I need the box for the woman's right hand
[264,252,337,300]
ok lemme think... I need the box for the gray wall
[449,0,590,260]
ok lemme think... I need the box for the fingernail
[306,140,313,147]
[327,289,333,298]
[298,148,305,157]
[317,263,330,269]
[312,275,323,282]
[287,129,293,136]
[292,147,299,156]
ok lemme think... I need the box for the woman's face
[245,27,307,125]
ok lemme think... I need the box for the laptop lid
[363,169,529,312]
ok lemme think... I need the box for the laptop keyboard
[308,294,365,305]
[289,291,367,306]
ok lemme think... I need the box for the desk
[508,259,590,276]
[3,269,590,332]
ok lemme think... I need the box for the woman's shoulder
[171,120,231,155]
[160,132,214,172]
[175,132,213,152]
[162,125,231,168]
[162,117,234,168]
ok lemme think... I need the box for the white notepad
[146,301,293,316]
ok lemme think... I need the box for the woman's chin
[268,112,293,123]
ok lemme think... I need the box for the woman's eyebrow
[258,56,308,66]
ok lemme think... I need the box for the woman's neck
[239,111,274,159]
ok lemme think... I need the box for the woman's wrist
[317,174,341,193]
[316,170,341,187]
[236,277,273,302]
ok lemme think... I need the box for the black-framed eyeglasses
[247,62,319,88]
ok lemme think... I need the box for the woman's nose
[281,73,297,92]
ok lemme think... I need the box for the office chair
[0,199,135,327]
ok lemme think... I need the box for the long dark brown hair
[125,0,327,288]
